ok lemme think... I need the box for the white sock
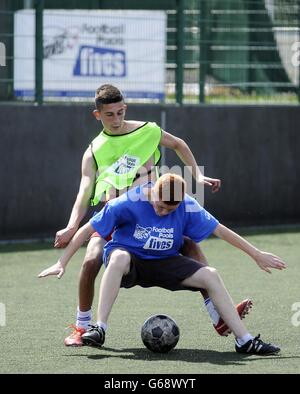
[235,333,254,347]
[204,298,220,325]
[76,308,92,330]
[96,321,108,332]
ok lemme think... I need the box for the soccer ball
[141,314,180,353]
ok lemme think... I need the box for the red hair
[154,173,186,205]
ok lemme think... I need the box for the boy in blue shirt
[39,174,286,355]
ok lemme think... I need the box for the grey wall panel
[0,104,299,237]
[164,105,300,225]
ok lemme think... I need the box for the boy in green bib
[52,84,249,346]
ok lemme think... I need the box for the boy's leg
[81,249,131,347]
[64,235,104,346]
[181,266,280,355]
[97,249,131,324]
[180,236,208,299]
[181,237,252,336]
[78,235,105,311]
[182,266,248,338]
[181,236,208,265]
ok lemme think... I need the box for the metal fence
[0,0,299,104]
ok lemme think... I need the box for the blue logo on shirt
[133,224,152,240]
[133,224,174,251]
[73,45,126,77]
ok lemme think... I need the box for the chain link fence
[0,0,299,104]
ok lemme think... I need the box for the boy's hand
[54,227,77,248]
[199,176,221,193]
[254,251,287,273]
[38,262,65,279]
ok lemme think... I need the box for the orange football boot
[214,299,253,336]
[64,325,86,346]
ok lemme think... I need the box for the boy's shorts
[90,231,112,242]
[107,252,205,292]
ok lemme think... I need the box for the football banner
[14,9,166,100]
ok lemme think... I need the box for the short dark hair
[95,84,124,109]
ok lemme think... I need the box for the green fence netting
[0,0,299,104]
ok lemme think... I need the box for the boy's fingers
[38,271,47,278]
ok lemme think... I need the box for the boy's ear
[93,109,101,120]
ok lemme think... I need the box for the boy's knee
[108,250,131,274]
[202,266,220,282]
[82,256,102,277]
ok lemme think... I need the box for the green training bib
[90,122,161,205]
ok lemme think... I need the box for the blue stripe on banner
[14,90,165,100]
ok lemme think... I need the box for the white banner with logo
[14,10,166,100]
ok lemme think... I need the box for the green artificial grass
[0,230,299,374]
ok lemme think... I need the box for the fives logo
[143,237,173,251]
[73,45,126,77]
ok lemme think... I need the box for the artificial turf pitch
[0,230,299,374]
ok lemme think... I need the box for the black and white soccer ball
[141,314,180,353]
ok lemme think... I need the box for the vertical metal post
[247,0,255,94]
[24,0,34,8]
[176,0,184,104]
[199,0,208,103]
[298,4,300,103]
[160,109,167,167]
[35,0,43,105]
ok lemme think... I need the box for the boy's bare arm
[54,146,97,248]
[160,130,221,193]
[39,223,95,279]
[213,224,287,273]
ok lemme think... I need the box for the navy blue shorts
[118,253,204,292]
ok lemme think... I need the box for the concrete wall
[0,104,299,238]
[162,105,300,226]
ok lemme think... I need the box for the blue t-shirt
[90,185,219,265]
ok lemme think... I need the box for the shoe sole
[236,347,281,356]
[82,337,103,348]
[64,343,83,347]
[222,299,253,337]
[262,349,281,356]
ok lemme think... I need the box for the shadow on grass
[65,347,289,366]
